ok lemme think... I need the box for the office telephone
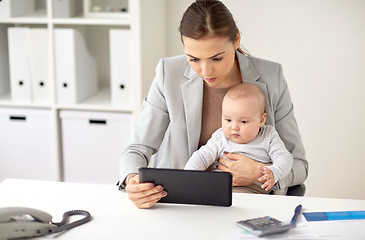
[0,207,91,240]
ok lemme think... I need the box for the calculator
[236,216,296,237]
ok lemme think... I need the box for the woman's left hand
[217,152,267,186]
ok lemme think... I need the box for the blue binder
[303,211,365,221]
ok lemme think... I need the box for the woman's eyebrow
[208,52,225,59]
[185,53,198,59]
[185,51,226,59]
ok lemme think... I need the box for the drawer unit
[60,110,133,184]
[0,107,55,181]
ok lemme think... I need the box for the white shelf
[56,87,133,113]
[0,9,48,24]
[0,0,166,182]
[0,93,52,109]
[51,15,131,26]
[0,101,52,110]
[17,8,48,19]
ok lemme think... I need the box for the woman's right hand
[125,174,167,209]
[218,152,267,186]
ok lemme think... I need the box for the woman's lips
[205,77,217,82]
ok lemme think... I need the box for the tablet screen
[139,168,232,207]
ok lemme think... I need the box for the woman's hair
[179,0,249,55]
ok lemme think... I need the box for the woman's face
[183,35,240,88]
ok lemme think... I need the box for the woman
[118,0,308,208]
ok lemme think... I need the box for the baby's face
[222,96,266,144]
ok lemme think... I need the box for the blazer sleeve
[273,65,308,190]
[118,59,170,184]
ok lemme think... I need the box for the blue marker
[291,204,302,224]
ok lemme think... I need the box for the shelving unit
[0,0,166,183]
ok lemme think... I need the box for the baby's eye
[225,119,231,122]
[241,121,248,124]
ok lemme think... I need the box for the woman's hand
[217,152,268,186]
[125,174,167,209]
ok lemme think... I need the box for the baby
[185,82,293,193]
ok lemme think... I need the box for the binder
[29,28,51,104]
[7,27,32,102]
[52,0,76,18]
[109,29,132,109]
[303,211,365,221]
[54,28,98,104]
[0,24,10,97]
[0,0,35,18]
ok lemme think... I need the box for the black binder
[138,168,232,207]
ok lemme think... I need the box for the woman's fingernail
[162,191,167,196]
[223,151,228,154]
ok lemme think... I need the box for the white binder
[29,28,51,104]
[54,28,98,105]
[0,0,35,18]
[0,24,10,97]
[7,27,32,102]
[52,0,76,18]
[109,29,132,109]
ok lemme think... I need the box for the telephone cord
[51,210,91,233]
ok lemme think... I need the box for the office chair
[286,184,306,196]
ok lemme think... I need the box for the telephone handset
[0,207,91,240]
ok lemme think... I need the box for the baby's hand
[258,166,275,191]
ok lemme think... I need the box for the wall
[165,0,365,200]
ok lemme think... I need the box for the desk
[0,179,364,239]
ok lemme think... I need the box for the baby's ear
[260,113,267,126]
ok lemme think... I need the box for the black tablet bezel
[138,168,232,207]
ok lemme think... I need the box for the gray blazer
[119,51,308,191]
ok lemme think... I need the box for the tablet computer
[138,168,232,207]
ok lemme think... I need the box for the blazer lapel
[237,52,260,83]
[181,66,203,156]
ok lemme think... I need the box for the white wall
[165,0,365,200]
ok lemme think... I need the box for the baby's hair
[224,83,266,114]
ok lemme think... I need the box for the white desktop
[0,178,364,239]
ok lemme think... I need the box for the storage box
[0,107,56,181]
[60,110,133,184]
[0,0,35,18]
[83,0,129,18]
[52,0,76,18]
